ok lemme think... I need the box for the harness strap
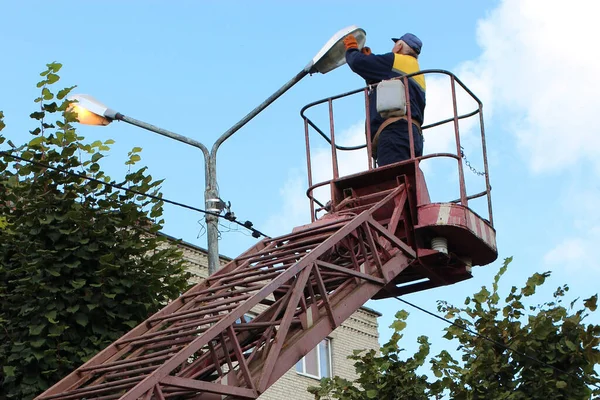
[371,116,422,157]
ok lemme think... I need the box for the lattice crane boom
[36,69,497,400]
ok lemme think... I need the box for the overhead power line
[0,150,269,239]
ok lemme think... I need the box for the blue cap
[391,33,422,55]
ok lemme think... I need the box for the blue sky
[2,0,599,364]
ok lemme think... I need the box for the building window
[235,313,255,324]
[295,339,331,379]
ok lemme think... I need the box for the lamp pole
[204,68,309,274]
[70,25,366,275]
[102,68,308,275]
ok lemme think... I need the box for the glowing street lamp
[68,94,113,126]
[69,25,366,275]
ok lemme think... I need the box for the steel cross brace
[37,185,413,400]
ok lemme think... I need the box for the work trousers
[376,121,423,167]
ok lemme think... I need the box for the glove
[343,34,358,50]
[361,46,372,55]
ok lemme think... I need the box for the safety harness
[370,78,422,157]
[371,116,422,158]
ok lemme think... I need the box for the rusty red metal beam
[37,162,491,400]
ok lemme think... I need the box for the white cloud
[264,24,498,236]
[467,0,600,273]
[421,76,464,155]
[266,0,600,252]
[543,185,600,272]
[417,72,488,189]
[263,121,368,236]
[263,168,309,237]
[544,238,588,269]
[421,70,489,157]
[470,0,600,173]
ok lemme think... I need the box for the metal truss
[37,184,414,400]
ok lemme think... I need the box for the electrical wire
[218,221,232,234]
[0,150,270,239]
[218,220,252,237]
[393,296,600,390]
[7,149,597,388]
[196,219,207,239]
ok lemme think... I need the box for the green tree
[308,310,432,399]
[432,257,600,399]
[309,258,600,400]
[0,63,191,399]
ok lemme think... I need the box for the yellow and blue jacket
[346,49,426,137]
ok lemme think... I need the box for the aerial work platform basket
[300,69,496,297]
[36,70,496,400]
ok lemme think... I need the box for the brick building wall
[170,237,381,399]
[259,307,379,400]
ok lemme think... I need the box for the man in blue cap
[343,33,426,166]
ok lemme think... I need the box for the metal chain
[460,146,486,176]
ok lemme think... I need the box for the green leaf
[57,85,76,100]
[123,320,138,328]
[390,319,407,333]
[29,137,46,147]
[473,287,490,304]
[47,73,60,84]
[522,272,550,296]
[42,87,54,100]
[48,324,66,336]
[70,279,86,289]
[31,338,46,348]
[584,294,597,311]
[91,152,104,162]
[30,111,46,121]
[66,305,80,313]
[556,381,567,389]
[48,62,63,72]
[33,349,45,361]
[44,101,58,112]
[45,310,57,323]
[29,324,45,335]
[3,366,16,377]
[75,313,89,327]
[493,257,511,293]
[366,389,378,398]
[65,260,81,269]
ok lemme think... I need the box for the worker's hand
[361,46,372,55]
[343,34,358,50]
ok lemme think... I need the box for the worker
[343,33,426,166]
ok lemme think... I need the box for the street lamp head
[308,25,366,75]
[67,94,116,126]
